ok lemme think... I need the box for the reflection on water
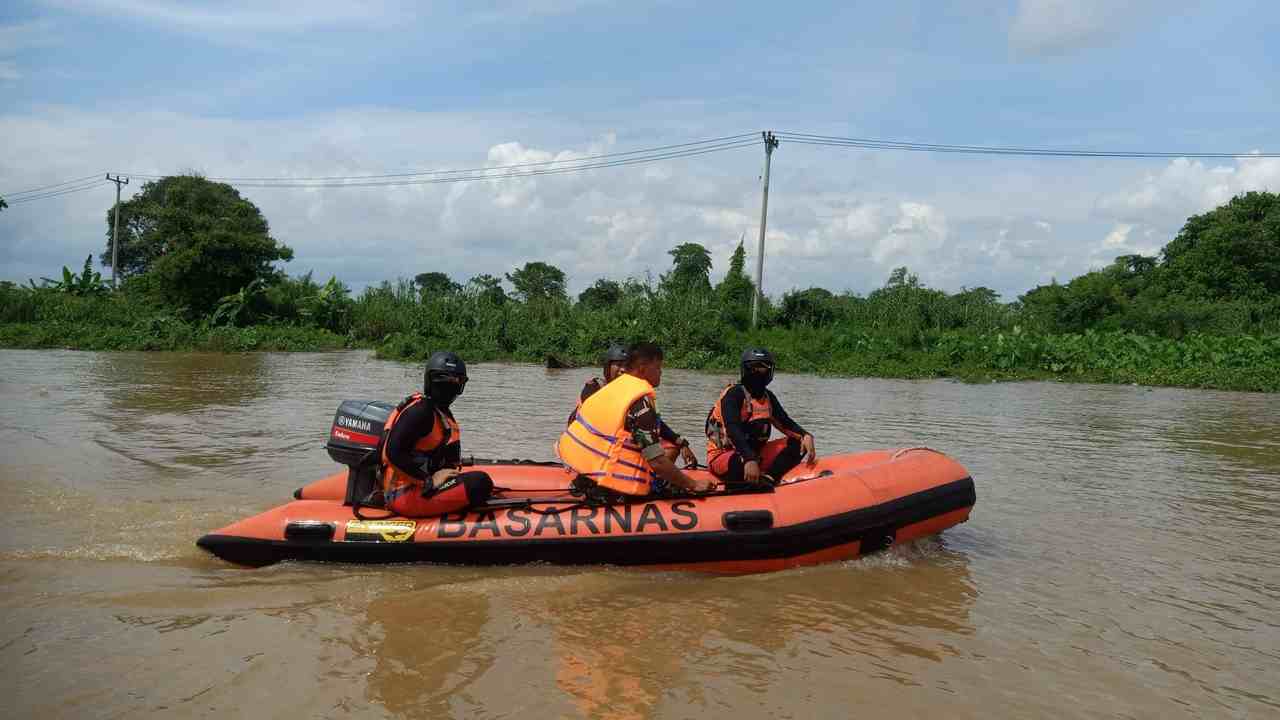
[1,349,1279,718]
[364,582,497,716]
[89,352,272,412]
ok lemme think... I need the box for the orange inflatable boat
[196,401,976,573]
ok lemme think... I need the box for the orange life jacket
[705,384,797,459]
[557,373,658,496]
[380,393,461,497]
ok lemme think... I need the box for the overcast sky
[2,1,1278,299]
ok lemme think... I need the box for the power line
[781,137,1280,159]
[773,131,1280,158]
[2,173,107,199]
[118,132,761,183]
[6,178,107,202]
[7,128,1276,205]
[215,139,759,188]
[6,179,110,204]
[0,133,759,203]
[0,135,759,204]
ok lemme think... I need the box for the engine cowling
[326,400,394,467]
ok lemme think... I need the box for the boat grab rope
[891,446,943,460]
[461,457,564,467]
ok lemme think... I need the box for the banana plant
[31,255,109,296]
[212,278,267,327]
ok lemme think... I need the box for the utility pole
[751,131,779,328]
[106,174,129,289]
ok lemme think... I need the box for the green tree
[1018,193,1280,336]
[0,196,7,213]
[778,287,837,326]
[99,175,292,313]
[661,243,713,294]
[1155,191,1280,300]
[884,266,920,290]
[578,279,622,309]
[415,272,461,297]
[506,261,567,303]
[619,277,652,300]
[865,266,951,340]
[953,286,999,306]
[949,286,1006,331]
[1019,255,1154,333]
[1119,254,1158,276]
[715,241,756,328]
[665,243,716,294]
[467,273,508,305]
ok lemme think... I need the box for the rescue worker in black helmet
[567,344,698,467]
[566,344,629,425]
[704,348,817,488]
[380,351,493,517]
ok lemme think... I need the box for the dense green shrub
[4,191,1279,392]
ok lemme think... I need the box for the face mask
[742,372,771,396]
[429,380,463,407]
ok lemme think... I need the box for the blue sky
[2,0,1278,298]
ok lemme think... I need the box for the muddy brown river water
[1,349,1278,719]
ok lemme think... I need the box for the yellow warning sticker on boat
[345,519,417,543]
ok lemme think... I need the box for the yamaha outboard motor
[326,400,394,507]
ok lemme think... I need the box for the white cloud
[698,208,753,235]
[0,107,767,294]
[874,201,948,265]
[1093,221,1163,262]
[842,204,883,239]
[3,107,1278,302]
[1099,156,1280,229]
[1103,223,1132,248]
[1091,152,1280,264]
[1009,0,1164,56]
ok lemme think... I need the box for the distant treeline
[1,176,1277,391]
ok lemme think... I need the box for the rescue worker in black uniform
[380,351,493,517]
[705,348,817,488]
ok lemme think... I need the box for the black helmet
[740,347,775,390]
[425,351,468,392]
[604,343,628,365]
[601,343,628,380]
[741,347,774,369]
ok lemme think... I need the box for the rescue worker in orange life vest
[380,351,494,517]
[705,348,817,488]
[567,344,699,468]
[558,342,715,497]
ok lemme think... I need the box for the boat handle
[284,521,336,542]
[722,510,774,532]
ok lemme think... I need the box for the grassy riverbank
[8,180,1277,391]
[379,326,1280,392]
[2,288,1276,392]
